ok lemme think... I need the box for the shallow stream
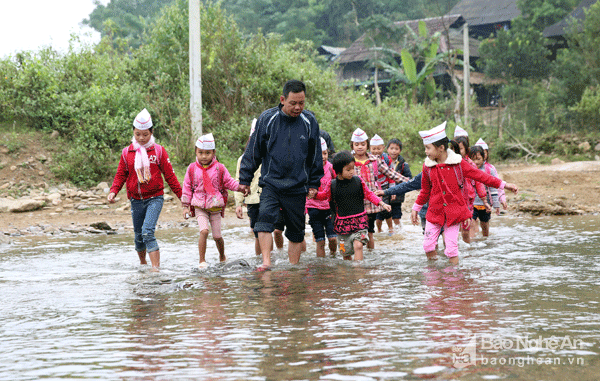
[1,216,599,380]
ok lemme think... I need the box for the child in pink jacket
[182,133,240,268]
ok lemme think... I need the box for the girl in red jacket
[108,109,183,272]
[410,122,518,265]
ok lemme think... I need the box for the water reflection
[0,216,599,380]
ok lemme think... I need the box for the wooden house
[336,15,479,83]
[448,0,521,39]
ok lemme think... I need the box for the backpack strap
[452,162,469,202]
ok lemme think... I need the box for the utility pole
[463,22,470,127]
[189,0,202,138]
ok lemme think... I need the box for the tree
[478,0,578,82]
[83,0,175,49]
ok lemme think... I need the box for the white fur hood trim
[424,148,462,167]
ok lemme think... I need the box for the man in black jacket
[239,80,323,269]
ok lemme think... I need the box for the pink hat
[419,121,447,145]
[351,128,368,143]
[133,108,152,130]
[370,134,384,146]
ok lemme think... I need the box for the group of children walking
[108,109,517,271]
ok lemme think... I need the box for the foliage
[479,0,576,82]
[570,87,600,130]
[85,0,459,48]
[0,0,447,185]
[478,26,551,81]
[83,0,175,49]
[378,21,457,105]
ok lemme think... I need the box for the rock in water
[90,222,113,230]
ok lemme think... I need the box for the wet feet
[254,264,271,272]
[198,262,209,269]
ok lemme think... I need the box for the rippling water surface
[1,216,599,380]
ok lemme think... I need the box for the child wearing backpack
[108,108,183,272]
[351,128,409,249]
[382,138,412,233]
[182,133,241,268]
[410,122,518,265]
[306,137,338,257]
[315,151,391,260]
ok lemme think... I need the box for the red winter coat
[414,149,504,226]
[110,144,182,200]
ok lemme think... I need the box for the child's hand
[183,206,190,219]
[235,205,244,219]
[375,189,385,197]
[238,184,251,197]
[391,195,396,201]
[307,188,318,199]
[107,192,116,203]
[495,207,500,215]
[462,218,471,230]
[411,210,419,225]
[501,201,508,210]
[505,183,518,194]
[484,201,492,213]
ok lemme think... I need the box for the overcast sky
[0,0,109,58]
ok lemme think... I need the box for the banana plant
[377,20,462,105]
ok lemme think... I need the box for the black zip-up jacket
[239,105,323,194]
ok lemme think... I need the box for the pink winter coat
[306,161,336,210]
[181,158,240,213]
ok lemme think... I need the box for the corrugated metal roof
[448,0,520,26]
[543,0,598,38]
[337,15,467,64]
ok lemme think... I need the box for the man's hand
[307,188,318,199]
[380,202,392,212]
[411,210,419,225]
[238,184,250,197]
[235,205,244,219]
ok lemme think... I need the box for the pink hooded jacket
[181,158,240,213]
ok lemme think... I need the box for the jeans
[130,195,164,253]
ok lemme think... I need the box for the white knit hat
[454,125,468,138]
[133,108,152,130]
[370,134,384,146]
[475,138,488,150]
[351,128,368,143]
[250,118,257,136]
[195,133,216,150]
[320,137,328,152]
[419,121,447,145]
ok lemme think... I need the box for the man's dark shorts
[254,185,306,243]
